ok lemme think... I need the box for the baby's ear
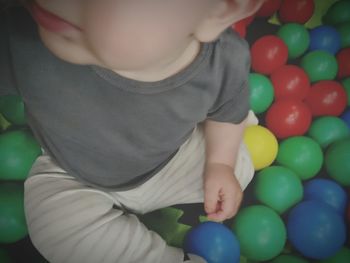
[193,0,264,42]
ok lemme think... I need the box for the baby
[0,0,262,262]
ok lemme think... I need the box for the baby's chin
[38,27,100,66]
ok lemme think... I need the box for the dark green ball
[277,23,310,59]
[301,50,338,82]
[0,130,42,180]
[0,182,28,244]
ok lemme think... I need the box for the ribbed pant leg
[24,155,184,263]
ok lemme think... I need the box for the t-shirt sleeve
[206,79,250,124]
[0,10,19,96]
[206,29,251,124]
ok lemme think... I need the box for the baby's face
[29,0,216,72]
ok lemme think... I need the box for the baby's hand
[203,163,243,222]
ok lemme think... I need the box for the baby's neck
[112,39,201,82]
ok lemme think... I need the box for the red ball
[304,80,347,116]
[265,99,312,139]
[232,15,255,38]
[232,23,247,38]
[279,0,315,24]
[271,65,310,101]
[256,0,282,17]
[251,35,289,75]
[336,48,350,79]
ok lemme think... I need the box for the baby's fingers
[222,188,243,219]
[204,184,220,214]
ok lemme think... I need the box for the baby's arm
[203,116,247,222]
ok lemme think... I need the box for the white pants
[24,117,256,263]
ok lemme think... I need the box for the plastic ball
[325,137,350,186]
[303,178,347,215]
[337,22,350,48]
[277,23,310,59]
[309,25,341,55]
[343,77,350,105]
[232,205,286,261]
[279,0,315,24]
[0,183,28,243]
[323,0,350,26]
[308,116,349,148]
[0,130,42,180]
[256,0,282,17]
[270,65,310,100]
[336,48,350,79]
[320,247,350,263]
[184,221,240,263]
[287,200,346,260]
[250,35,288,75]
[0,95,26,125]
[304,81,347,117]
[301,50,338,82]
[248,73,274,114]
[265,99,312,139]
[254,166,303,214]
[340,108,350,129]
[243,125,278,171]
[232,16,254,38]
[276,136,323,180]
[270,254,309,263]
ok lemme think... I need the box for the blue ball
[287,200,346,260]
[184,221,240,263]
[341,108,350,129]
[309,25,341,54]
[304,178,347,215]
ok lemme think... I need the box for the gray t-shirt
[0,8,251,191]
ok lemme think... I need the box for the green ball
[254,166,303,214]
[271,254,309,263]
[342,78,350,106]
[301,50,338,82]
[337,22,350,48]
[0,130,42,180]
[0,182,28,243]
[277,23,310,59]
[232,205,286,261]
[325,137,350,186]
[308,116,349,148]
[0,95,26,126]
[277,136,324,180]
[248,73,274,114]
[320,247,350,263]
[323,0,350,26]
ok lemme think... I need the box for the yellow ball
[244,125,278,171]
